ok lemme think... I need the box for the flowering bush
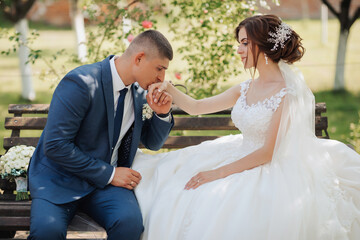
[0,145,35,200]
[1,0,277,98]
[142,20,153,29]
[348,112,360,153]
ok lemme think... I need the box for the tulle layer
[133,134,360,240]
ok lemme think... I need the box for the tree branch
[349,7,360,28]
[0,1,16,22]
[0,0,36,23]
[322,0,340,19]
[127,0,140,8]
[16,0,36,21]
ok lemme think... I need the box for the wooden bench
[0,103,329,238]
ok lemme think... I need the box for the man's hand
[146,90,172,115]
[110,167,142,190]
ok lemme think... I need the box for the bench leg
[0,231,16,238]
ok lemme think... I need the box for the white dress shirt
[107,56,171,184]
[110,56,134,167]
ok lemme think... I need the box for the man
[27,30,174,240]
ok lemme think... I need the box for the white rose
[14,162,21,170]
[5,166,11,174]
[6,153,13,161]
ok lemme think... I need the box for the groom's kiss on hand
[27,30,174,240]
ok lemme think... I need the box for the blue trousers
[27,185,143,240]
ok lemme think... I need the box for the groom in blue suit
[27,30,174,240]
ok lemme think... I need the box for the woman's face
[237,27,254,69]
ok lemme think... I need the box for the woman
[132,15,360,239]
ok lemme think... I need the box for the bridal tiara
[267,22,292,51]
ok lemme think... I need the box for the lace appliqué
[321,166,356,236]
[231,79,290,150]
[240,79,289,112]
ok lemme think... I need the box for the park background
[1,0,360,156]
[0,0,359,238]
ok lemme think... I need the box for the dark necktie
[113,88,128,149]
[117,123,134,167]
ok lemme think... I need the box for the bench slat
[4,117,237,131]
[4,136,219,150]
[172,107,232,115]
[0,201,104,232]
[315,116,327,129]
[172,117,236,130]
[0,201,30,216]
[161,136,219,148]
[0,217,30,230]
[3,116,327,132]
[5,117,47,130]
[7,103,326,115]
[3,137,39,150]
[315,102,326,114]
[8,104,49,114]
[3,114,328,150]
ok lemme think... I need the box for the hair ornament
[267,22,292,51]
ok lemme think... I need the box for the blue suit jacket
[28,56,174,204]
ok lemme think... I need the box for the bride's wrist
[217,167,228,179]
[166,81,175,91]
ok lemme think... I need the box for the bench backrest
[3,103,329,151]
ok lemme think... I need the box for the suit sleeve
[140,112,174,151]
[43,75,113,188]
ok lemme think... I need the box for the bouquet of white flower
[0,145,35,200]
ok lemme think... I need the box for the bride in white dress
[132,15,360,240]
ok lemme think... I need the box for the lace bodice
[231,79,288,149]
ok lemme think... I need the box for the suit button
[112,147,114,150]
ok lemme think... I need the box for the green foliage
[348,112,360,153]
[0,0,275,95]
[313,90,360,144]
[165,0,256,98]
[0,27,69,87]
[80,0,160,64]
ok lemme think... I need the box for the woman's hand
[147,81,170,105]
[185,169,223,190]
[146,91,172,115]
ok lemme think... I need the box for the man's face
[135,55,169,90]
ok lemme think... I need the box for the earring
[264,53,268,65]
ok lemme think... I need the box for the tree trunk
[69,0,87,62]
[15,18,35,101]
[301,0,310,19]
[321,3,328,45]
[334,28,349,90]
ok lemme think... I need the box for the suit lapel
[101,55,115,152]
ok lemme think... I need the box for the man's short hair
[127,30,173,61]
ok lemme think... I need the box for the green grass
[1,18,360,155]
[314,90,360,143]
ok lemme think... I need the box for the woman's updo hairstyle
[235,14,305,65]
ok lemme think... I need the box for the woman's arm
[185,100,284,190]
[148,81,242,115]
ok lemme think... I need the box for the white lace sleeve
[239,79,251,96]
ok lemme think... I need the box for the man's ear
[134,52,145,66]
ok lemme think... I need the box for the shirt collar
[110,56,131,93]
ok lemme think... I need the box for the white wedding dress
[132,63,360,240]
